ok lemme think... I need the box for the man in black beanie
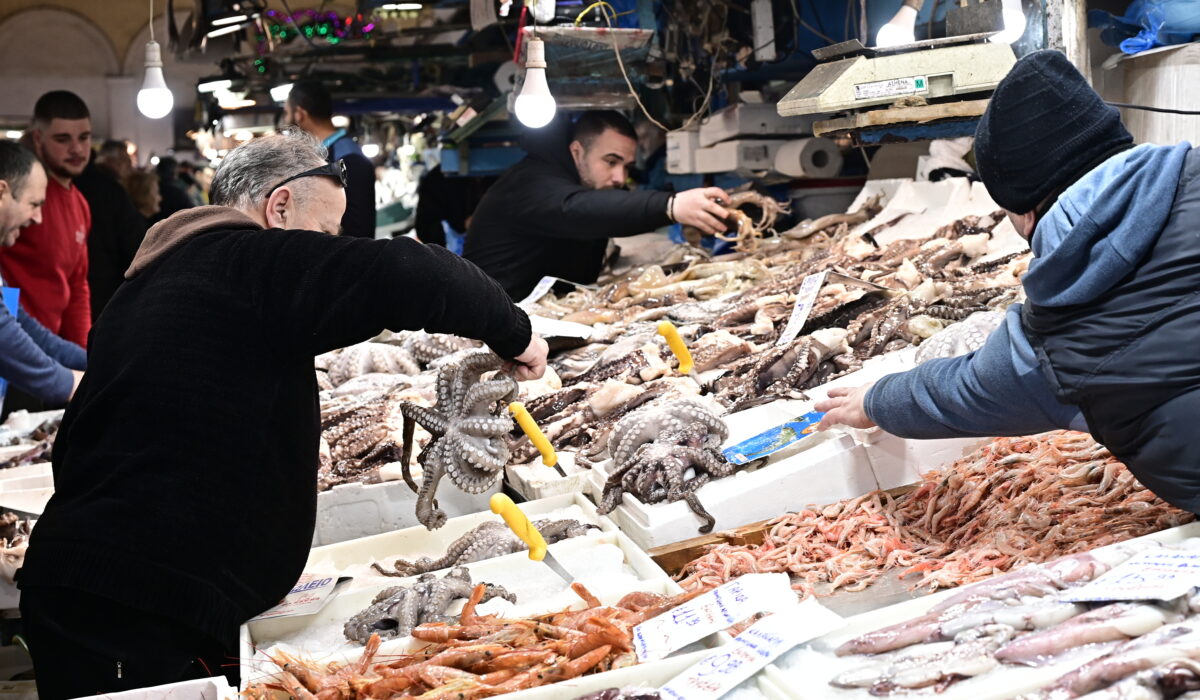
[817,50,1200,513]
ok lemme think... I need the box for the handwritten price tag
[776,271,828,346]
[658,599,845,700]
[633,574,796,662]
[1061,550,1200,603]
[251,573,350,621]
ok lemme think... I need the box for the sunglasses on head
[267,159,347,197]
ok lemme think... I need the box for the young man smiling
[0,91,93,347]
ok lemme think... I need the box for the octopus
[403,332,480,366]
[342,566,515,644]
[915,310,1005,364]
[712,329,847,410]
[371,519,598,577]
[400,350,518,529]
[596,400,733,533]
[683,190,791,253]
[324,341,421,387]
[319,392,406,489]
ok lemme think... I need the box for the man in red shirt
[0,91,92,347]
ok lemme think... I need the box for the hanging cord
[149,0,155,43]
[591,2,718,132]
[513,2,528,63]
[1106,101,1200,115]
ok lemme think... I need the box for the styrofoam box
[506,451,594,502]
[667,128,700,174]
[590,433,877,550]
[78,676,237,700]
[306,492,615,582]
[241,531,721,698]
[765,521,1200,700]
[312,476,500,547]
[0,462,53,516]
[694,139,783,174]
[699,103,818,148]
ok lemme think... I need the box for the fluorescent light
[381,3,423,10]
[212,14,249,26]
[4,130,21,140]
[198,79,234,94]
[332,115,351,128]
[361,143,381,158]
[207,23,245,38]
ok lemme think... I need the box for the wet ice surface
[254,542,654,672]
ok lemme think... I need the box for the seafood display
[247,582,700,699]
[343,567,515,644]
[370,519,598,578]
[677,431,1192,598]
[817,541,1200,698]
[594,400,733,533]
[0,410,61,469]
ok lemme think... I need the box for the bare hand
[505,334,548,381]
[69,370,84,400]
[673,187,731,237]
[815,384,877,431]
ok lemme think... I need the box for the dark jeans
[19,586,238,699]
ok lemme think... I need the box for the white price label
[251,573,349,621]
[659,600,845,700]
[633,574,796,663]
[776,271,828,346]
[1061,550,1200,603]
[517,276,559,308]
[854,75,928,101]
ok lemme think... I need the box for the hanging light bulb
[875,4,918,48]
[514,37,556,129]
[137,40,174,119]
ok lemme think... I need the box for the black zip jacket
[18,215,531,648]
[462,119,672,299]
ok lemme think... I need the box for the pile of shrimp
[677,431,1193,598]
[244,582,699,700]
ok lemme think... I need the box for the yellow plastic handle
[509,402,558,468]
[657,321,694,376]
[490,493,547,561]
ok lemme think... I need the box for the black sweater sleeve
[241,229,531,358]
[504,164,672,241]
[340,153,378,239]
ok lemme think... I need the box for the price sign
[776,272,828,346]
[251,573,350,621]
[1061,550,1200,603]
[658,600,845,700]
[632,574,796,663]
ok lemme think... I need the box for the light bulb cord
[149,0,155,43]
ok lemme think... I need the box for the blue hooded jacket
[865,143,1193,439]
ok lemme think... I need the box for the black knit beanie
[974,50,1132,214]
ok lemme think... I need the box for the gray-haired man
[17,131,547,698]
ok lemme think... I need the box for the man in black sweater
[463,110,731,300]
[17,131,547,699]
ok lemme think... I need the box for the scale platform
[778,35,1016,144]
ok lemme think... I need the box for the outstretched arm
[817,305,1086,438]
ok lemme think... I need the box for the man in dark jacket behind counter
[464,110,732,300]
[17,131,548,699]
[816,50,1200,512]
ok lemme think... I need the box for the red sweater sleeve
[60,199,92,346]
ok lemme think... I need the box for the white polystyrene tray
[767,521,1200,700]
[313,476,500,546]
[306,492,615,581]
[79,676,237,699]
[243,529,678,679]
[242,534,725,699]
[506,451,595,501]
[590,433,875,550]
